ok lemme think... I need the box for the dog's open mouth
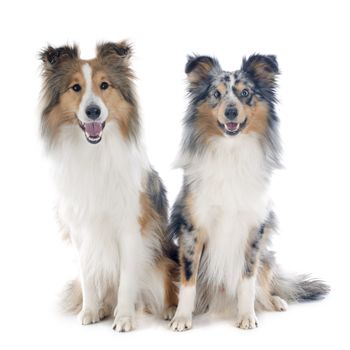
[218,118,247,136]
[79,121,106,144]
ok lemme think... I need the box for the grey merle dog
[169,54,329,331]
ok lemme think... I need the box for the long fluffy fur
[40,42,178,331]
[169,54,329,331]
[272,273,330,303]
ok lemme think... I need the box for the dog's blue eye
[72,84,81,92]
[214,90,221,99]
[240,89,249,97]
[100,82,109,90]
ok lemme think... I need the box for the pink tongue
[84,122,102,137]
[226,122,238,131]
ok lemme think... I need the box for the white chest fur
[51,123,147,226]
[187,134,270,295]
[49,123,150,286]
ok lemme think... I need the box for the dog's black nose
[225,106,238,120]
[86,105,101,120]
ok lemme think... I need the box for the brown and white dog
[169,54,329,331]
[39,41,177,332]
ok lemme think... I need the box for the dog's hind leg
[162,257,178,320]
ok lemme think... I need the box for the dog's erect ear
[97,41,132,62]
[40,45,78,67]
[185,55,221,85]
[241,54,279,88]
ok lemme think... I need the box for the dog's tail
[60,279,82,314]
[273,271,330,302]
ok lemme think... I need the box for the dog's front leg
[235,275,258,329]
[112,232,140,332]
[78,247,103,325]
[234,225,264,329]
[170,226,204,332]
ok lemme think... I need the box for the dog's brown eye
[72,84,81,92]
[100,82,109,90]
[214,90,221,99]
[240,89,249,97]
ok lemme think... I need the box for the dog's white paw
[78,305,110,325]
[271,296,288,311]
[78,309,101,325]
[234,313,258,330]
[170,315,192,332]
[163,306,177,321]
[112,315,135,332]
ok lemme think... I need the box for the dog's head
[40,41,138,145]
[185,54,279,140]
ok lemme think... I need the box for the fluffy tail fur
[60,280,82,314]
[273,272,330,302]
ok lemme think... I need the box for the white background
[0,0,349,349]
